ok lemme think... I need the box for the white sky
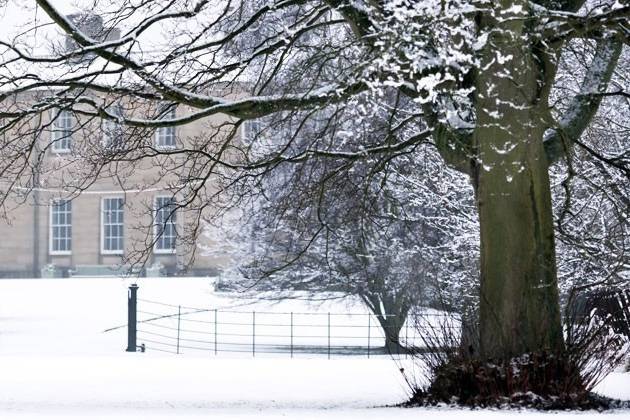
[0,1,82,37]
[0,0,238,90]
[0,0,221,59]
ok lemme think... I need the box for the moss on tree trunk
[473,1,564,359]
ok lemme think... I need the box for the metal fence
[123,284,427,358]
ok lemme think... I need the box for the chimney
[64,13,120,62]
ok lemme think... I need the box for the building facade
[0,13,254,278]
[0,100,239,278]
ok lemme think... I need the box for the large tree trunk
[473,2,564,359]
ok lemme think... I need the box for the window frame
[153,195,177,254]
[49,199,72,256]
[51,109,73,153]
[0,118,6,141]
[102,105,125,150]
[241,118,262,143]
[155,106,177,149]
[101,197,125,255]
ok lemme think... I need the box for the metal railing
[122,284,439,358]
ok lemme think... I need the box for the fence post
[126,283,139,352]
[214,309,218,355]
[396,315,401,355]
[327,312,331,360]
[176,305,181,355]
[367,314,371,359]
[405,316,409,359]
[290,312,293,358]
[252,311,256,357]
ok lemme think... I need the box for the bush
[407,352,595,409]
[403,288,630,409]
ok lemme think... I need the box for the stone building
[0,99,241,278]
[0,13,257,278]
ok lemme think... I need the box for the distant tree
[207,138,479,351]
[199,91,479,351]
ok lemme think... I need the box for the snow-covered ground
[0,277,628,419]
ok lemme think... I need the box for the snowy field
[0,277,628,419]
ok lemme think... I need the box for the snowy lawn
[0,277,628,419]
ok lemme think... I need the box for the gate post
[252,311,256,357]
[367,314,371,359]
[327,312,331,360]
[126,283,139,352]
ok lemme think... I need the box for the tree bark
[362,293,408,353]
[376,314,406,353]
[473,2,565,359]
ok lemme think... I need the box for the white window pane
[52,110,73,151]
[154,196,176,251]
[50,199,72,253]
[156,107,176,147]
[102,198,124,253]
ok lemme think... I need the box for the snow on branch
[544,37,622,164]
[536,4,630,43]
